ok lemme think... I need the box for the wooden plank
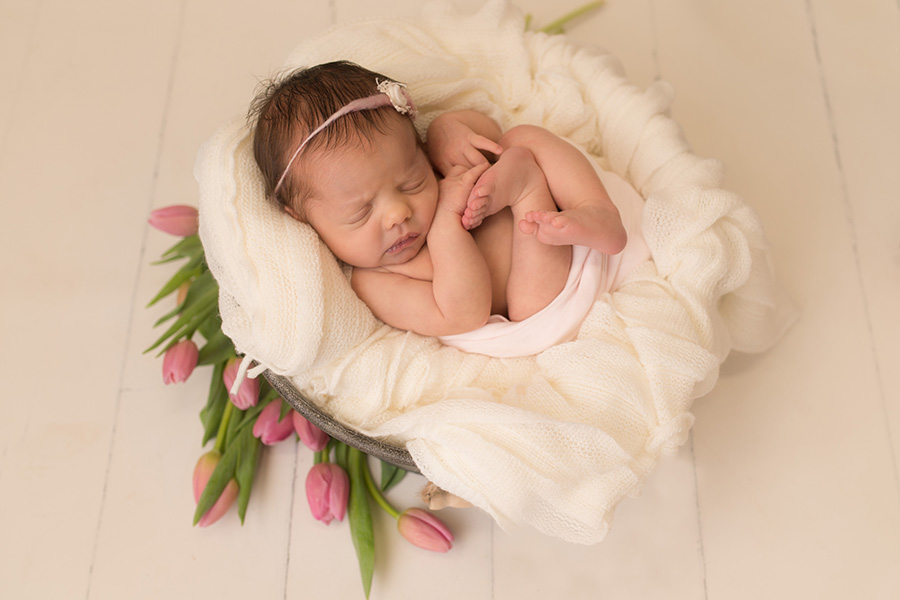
[493,443,706,600]
[654,0,900,598]
[809,0,900,497]
[91,0,333,598]
[0,1,184,597]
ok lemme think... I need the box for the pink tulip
[252,400,295,445]
[148,205,199,236]
[305,463,349,525]
[293,412,329,451]
[192,450,239,527]
[162,339,199,384]
[397,508,454,552]
[222,357,259,409]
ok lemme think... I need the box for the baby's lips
[386,232,418,254]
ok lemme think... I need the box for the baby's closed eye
[401,178,427,193]
[347,204,372,224]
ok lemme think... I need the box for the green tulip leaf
[157,234,203,263]
[152,302,184,328]
[347,448,375,599]
[380,461,407,492]
[147,253,204,307]
[183,269,216,303]
[193,445,238,526]
[223,406,246,450]
[197,328,235,366]
[197,311,223,343]
[200,361,229,446]
[144,286,217,354]
[235,428,262,524]
[334,441,349,472]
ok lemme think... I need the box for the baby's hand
[437,163,490,218]
[428,116,503,175]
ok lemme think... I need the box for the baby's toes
[462,206,483,229]
[467,193,488,211]
[462,214,482,230]
[524,210,555,224]
[518,218,539,235]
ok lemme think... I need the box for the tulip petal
[223,357,259,409]
[192,450,220,503]
[397,508,453,552]
[306,463,350,525]
[293,412,329,451]
[148,205,199,237]
[197,478,239,527]
[252,400,295,445]
[162,339,199,384]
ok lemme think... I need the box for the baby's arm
[427,110,504,175]
[351,164,492,337]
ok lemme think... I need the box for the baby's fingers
[471,134,504,157]
[461,161,490,185]
[441,162,489,188]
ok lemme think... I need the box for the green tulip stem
[213,401,234,454]
[314,449,327,465]
[361,457,400,519]
[539,0,604,34]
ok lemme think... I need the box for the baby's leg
[502,125,628,256]
[480,147,571,321]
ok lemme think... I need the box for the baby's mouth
[386,233,418,255]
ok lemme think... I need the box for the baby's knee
[500,145,538,169]
[499,146,548,192]
[500,124,552,150]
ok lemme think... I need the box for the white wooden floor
[2,0,899,598]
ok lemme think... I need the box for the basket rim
[263,370,419,473]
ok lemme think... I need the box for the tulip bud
[222,357,259,409]
[397,508,454,552]
[148,205,199,237]
[192,450,239,527]
[252,400,295,445]
[306,463,350,525]
[176,281,191,306]
[162,339,199,384]
[293,412,329,451]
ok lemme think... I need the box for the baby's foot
[462,147,539,230]
[521,204,627,255]
[439,163,490,217]
[461,193,491,230]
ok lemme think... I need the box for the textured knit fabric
[196,0,796,544]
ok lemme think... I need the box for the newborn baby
[250,61,628,342]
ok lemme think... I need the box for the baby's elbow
[464,307,491,332]
[609,228,628,255]
[439,305,490,337]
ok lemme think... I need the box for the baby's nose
[383,196,412,229]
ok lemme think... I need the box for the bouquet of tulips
[147,205,453,598]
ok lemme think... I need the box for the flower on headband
[376,79,415,116]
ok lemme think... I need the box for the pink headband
[272,79,416,196]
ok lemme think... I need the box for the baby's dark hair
[248,61,410,215]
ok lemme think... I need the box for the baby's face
[300,116,438,269]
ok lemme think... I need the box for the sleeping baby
[250,61,646,355]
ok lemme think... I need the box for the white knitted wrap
[196,0,795,544]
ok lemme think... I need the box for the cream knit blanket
[196,0,795,544]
